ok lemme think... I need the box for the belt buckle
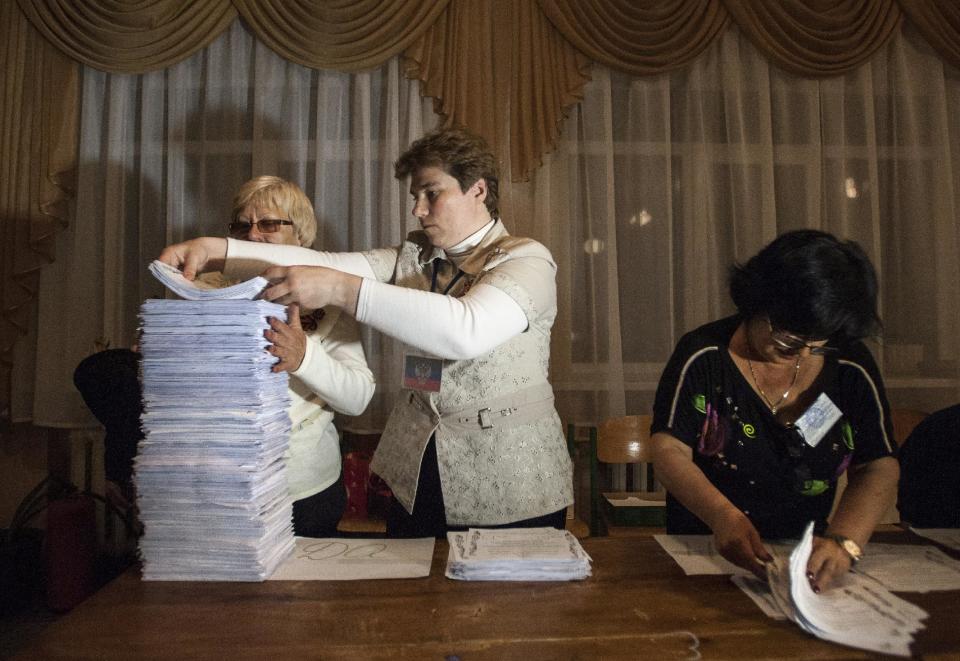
[478,408,493,429]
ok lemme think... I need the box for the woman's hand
[261,265,362,314]
[710,506,773,579]
[157,237,228,280]
[267,303,307,373]
[806,536,854,592]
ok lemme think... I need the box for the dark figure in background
[898,404,960,528]
[73,348,143,514]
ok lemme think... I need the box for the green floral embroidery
[801,480,828,496]
[694,394,706,414]
[841,421,854,450]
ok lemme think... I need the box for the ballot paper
[763,522,928,657]
[148,260,269,300]
[657,533,960,593]
[910,528,960,552]
[654,535,792,575]
[854,543,960,592]
[445,527,592,581]
[269,537,435,580]
[136,295,294,581]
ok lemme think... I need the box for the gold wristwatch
[826,534,863,564]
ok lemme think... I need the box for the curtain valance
[16,0,237,74]
[16,1,960,78]
[537,0,730,75]
[233,0,450,72]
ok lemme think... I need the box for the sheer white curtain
[24,20,436,429]
[21,20,960,441]
[520,22,960,429]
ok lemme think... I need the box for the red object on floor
[342,451,372,517]
[44,494,97,612]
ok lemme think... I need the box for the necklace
[748,355,801,414]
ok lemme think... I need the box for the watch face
[842,539,862,560]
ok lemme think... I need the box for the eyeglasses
[228,218,294,237]
[766,318,836,356]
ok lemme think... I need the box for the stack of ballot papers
[446,527,592,581]
[136,265,295,581]
[763,522,928,657]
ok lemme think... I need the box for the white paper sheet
[854,543,960,592]
[268,537,435,580]
[654,534,793,575]
[910,528,960,552]
[148,260,269,300]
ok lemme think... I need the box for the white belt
[436,383,556,431]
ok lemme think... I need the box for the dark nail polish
[812,585,820,594]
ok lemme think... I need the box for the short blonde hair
[231,176,317,247]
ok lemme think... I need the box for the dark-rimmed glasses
[228,218,294,237]
[767,318,837,356]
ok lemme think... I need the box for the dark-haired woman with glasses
[650,230,899,592]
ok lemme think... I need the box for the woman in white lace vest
[159,129,573,537]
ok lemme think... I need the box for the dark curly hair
[394,127,500,219]
[729,229,881,345]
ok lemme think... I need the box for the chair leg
[589,427,607,536]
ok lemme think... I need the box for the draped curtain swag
[16,0,238,74]
[233,0,451,72]
[1,2,77,421]
[4,0,960,423]
[538,0,731,75]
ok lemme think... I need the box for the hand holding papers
[445,528,592,581]
[148,260,268,300]
[763,523,927,657]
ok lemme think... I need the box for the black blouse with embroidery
[652,315,896,539]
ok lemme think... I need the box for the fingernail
[806,571,814,579]
[812,584,820,594]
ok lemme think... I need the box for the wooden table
[16,535,960,660]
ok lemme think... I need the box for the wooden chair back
[589,414,664,535]
[890,408,928,447]
[596,414,654,464]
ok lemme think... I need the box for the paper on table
[148,260,269,300]
[269,537,435,580]
[854,543,960,592]
[654,534,792,575]
[730,574,788,620]
[910,528,960,552]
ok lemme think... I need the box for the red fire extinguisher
[44,493,97,612]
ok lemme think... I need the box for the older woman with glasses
[650,230,899,592]
[225,176,375,537]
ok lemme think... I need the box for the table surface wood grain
[16,533,960,660]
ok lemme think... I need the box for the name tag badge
[794,392,843,448]
[402,353,443,392]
